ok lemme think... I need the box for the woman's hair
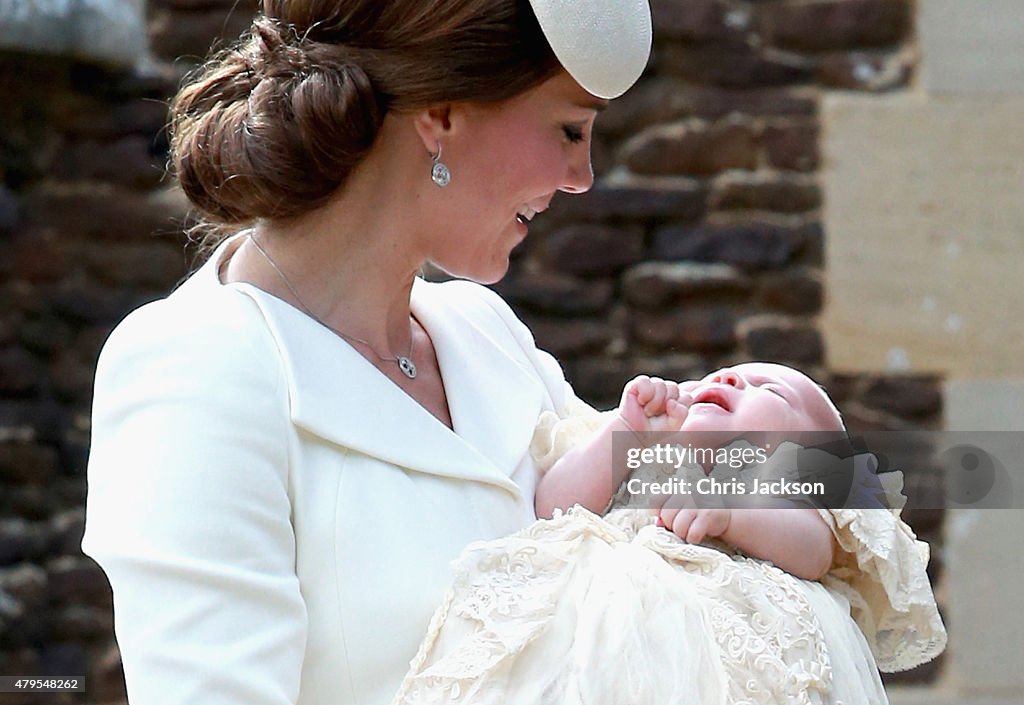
[169,0,560,242]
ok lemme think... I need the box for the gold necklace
[248,234,418,379]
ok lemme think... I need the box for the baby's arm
[535,376,687,519]
[659,501,835,581]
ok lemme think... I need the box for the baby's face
[680,362,843,435]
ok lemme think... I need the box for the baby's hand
[619,375,690,434]
[655,495,732,545]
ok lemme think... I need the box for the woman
[82,1,654,704]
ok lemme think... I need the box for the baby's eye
[562,124,585,144]
[762,384,786,398]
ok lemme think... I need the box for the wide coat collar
[198,241,545,500]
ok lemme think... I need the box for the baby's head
[680,362,844,435]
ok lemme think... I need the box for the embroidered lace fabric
[392,403,946,705]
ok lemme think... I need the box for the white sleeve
[81,296,308,705]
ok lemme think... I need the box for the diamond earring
[430,145,451,187]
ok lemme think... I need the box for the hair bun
[170,16,384,224]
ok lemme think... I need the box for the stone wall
[0,2,945,703]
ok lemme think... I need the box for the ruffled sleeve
[816,507,947,672]
[529,399,613,475]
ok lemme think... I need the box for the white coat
[82,237,575,705]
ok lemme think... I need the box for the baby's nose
[712,369,746,389]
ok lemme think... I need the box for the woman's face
[424,70,606,284]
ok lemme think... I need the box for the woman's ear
[411,104,453,154]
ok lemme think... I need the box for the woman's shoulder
[98,266,282,386]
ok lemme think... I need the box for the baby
[537,362,846,580]
[393,363,945,705]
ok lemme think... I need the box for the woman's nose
[559,150,595,194]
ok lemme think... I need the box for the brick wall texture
[0,1,943,702]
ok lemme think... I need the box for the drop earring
[430,145,451,187]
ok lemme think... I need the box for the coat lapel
[226,277,545,499]
[411,279,547,482]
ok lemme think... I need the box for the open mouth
[691,387,732,412]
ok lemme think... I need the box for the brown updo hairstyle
[169,0,560,243]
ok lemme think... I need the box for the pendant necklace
[248,234,418,379]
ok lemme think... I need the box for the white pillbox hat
[528,0,652,99]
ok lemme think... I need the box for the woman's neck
[220,113,437,355]
[224,201,424,357]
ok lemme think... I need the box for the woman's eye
[562,125,585,144]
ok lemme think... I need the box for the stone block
[494,270,613,316]
[945,508,1024,691]
[754,268,824,314]
[763,122,820,171]
[565,356,632,408]
[822,94,1024,376]
[755,0,912,53]
[920,0,1024,94]
[8,486,58,520]
[740,317,824,366]
[657,43,815,88]
[148,6,254,61]
[622,119,759,176]
[18,315,75,356]
[546,176,707,223]
[0,313,19,346]
[48,509,85,557]
[629,353,709,384]
[84,242,186,290]
[0,400,66,444]
[0,347,42,396]
[59,97,171,140]
[630,307,738,352]
[151,0,243,8]
[816,48,915,92]
[53,137,165,189]
[525,316,613,358]
[861,376,943,419]
[652,217,798,270]
[0,518,49,565]
[622,262,751,309]
[46,556,111,603]
[52,605,114,640]
[540,224,644,276]
[0,647,40,680]
[650,0,741,41]
[50,281,139,325]
[0,185,19,235]
[11,229,78,284]
[899,470,945,535]
[688,87,818,120]
[596,77,695,137]
[20,184,190,241]
[711,171,821,213]
[0,0,147,67]
[0,563,47,607]
[38,643,88,686]
[50,350,97,402]
[89,643,127,704]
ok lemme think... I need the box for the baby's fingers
[629,375,654,406]
[665,398,688,429]
[644,377,668,416]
